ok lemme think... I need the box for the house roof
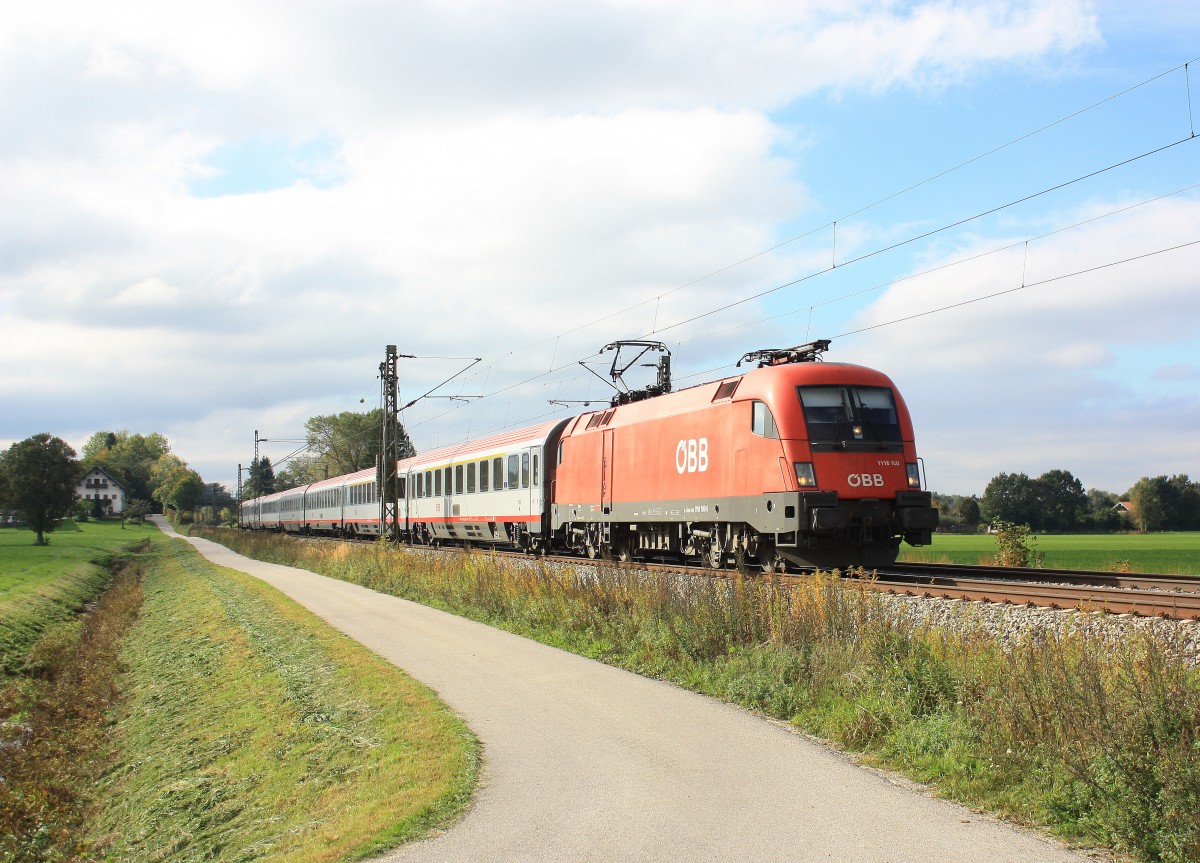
[81,465,126,491]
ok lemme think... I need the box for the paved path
[156,520,1089,862]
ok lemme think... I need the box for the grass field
[86,538,477,862]
[0,520,162,674]
[0,521,477,862]
[901,531,1200,574]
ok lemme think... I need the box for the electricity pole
[379,345,401,541]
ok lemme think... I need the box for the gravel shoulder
[157,521,1093,863]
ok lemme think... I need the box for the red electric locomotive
[550,341,937,569]
[240,340,936,570]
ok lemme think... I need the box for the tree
[124,498,152,524]
[81,430,118,461]
[1127,477,1168,532]
[0,434,80,545]
[1085,488,1122,532]
[304,409,415,479]
[149,454,205,512]
[1035,469,1088,532]
[243,456,277,500]
[83,431,170,503]
[980,473,1041,529]
[956,496,981,527]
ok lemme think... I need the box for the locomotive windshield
[797,385,902,449]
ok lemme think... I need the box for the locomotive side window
[507,454,520,489]
[797,385,901,445]
[751,401,780,439]
[479,460,490,492]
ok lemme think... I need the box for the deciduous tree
[0,434,80,545]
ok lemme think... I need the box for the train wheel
[704,541,724,569]
[758,545,786,574]
[614,538,633,563]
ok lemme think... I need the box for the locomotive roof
[564,361,900,433]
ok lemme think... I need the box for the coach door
[527,447,544,531]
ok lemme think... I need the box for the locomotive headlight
[794,462,817,488]
[852,425,863,439]
[906,463,922,489]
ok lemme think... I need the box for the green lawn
[902,531,1200,574]
[0,519,163,673]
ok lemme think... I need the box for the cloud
[839,194,1200,493]
[0,0,1108,489]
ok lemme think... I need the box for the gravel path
[156,520,1092,863]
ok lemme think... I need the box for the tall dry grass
[201,529,1200,862]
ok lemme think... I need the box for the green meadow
[0,521,476,862]
[902,531,1200,574]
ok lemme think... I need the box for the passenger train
[241,343,938,569]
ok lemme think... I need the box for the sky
[1,0,1198,498]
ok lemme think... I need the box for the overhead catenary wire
[283,55,1200,461]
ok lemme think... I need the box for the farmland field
[901,531,1200,574]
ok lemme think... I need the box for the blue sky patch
[188,135,345,197]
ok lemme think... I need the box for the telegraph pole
[379,345,401,541]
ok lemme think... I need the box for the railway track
[277,532,1200,620]
[864,562,1200,620]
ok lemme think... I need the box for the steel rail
[889,561,1200,593]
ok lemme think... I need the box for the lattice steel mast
[379,345,401,541]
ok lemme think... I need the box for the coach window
[507,454,520,489]
[493,457,503,490]
[398,477,406,499]
[467,462,476,493]
[416,474,423,498]
[455,464,464,495]
[751,400,780,439]
[521,452,530,488]
[479,460,489,492]
[445,467,453,495]
[533,453,539,485]
[434,470,442,497]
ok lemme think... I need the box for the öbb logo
[675,438,709,474]
[847,473,886,488]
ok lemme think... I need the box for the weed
[197,528,1200,862]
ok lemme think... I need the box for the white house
[77,466,126,516]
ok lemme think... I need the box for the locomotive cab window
[751,401,780,439]
[797,385,902,448]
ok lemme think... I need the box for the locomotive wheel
[704,541,725,569]
[757,546,787,574]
